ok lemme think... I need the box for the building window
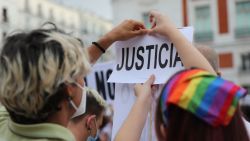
[2,8,8,23]
[49,9,54,21]
[235,1,250,38]
[81,22,88,34]
[82,28,88,34]
[99,26,105,36]
[24,0,30,12]
[91,24,95,34]
[60,19,65,27]
[95,25,100,35]
[142,12,150,29]
[194,5,213,42]
[87,22,92,34]
[219,52,233,68]
[37,4,43,17]
[72,24,75,29]
[240,53,250,72]
[2,32,6,40]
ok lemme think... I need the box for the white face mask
[69,83,87,119]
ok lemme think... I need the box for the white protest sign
[111,27,194,141]
[108,27,193,84]
[85,61,115,104]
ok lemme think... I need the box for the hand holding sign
[134,75,156,109]
[108,27,193,84]
[106,20,148,43]
[148,10,177,38]
[148,10,216,74]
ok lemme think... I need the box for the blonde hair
[0,28,91,119]
[86,87,107,108]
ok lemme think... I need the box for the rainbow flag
[161,68,247,127]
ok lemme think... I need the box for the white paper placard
[85,61,115,104]
[108,27,193,84]
[111,27,194,141]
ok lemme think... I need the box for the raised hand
[106,19,148,42]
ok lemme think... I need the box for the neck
[47,101,71,127]
[68,121,89,141]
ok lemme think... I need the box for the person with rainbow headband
[155,68,249,141]
[115,11,249,141]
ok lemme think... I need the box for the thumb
[149,10,161,19]
[145,75,155,85]
[131,29,148,35]
[147,28,157,35]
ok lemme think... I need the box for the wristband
[92,42,105,53]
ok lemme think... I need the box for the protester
[68,87,107,141]
[114,10,216,141]
[0,19,147,141]
[155,68,249,141]
[196,44,220,76]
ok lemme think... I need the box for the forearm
[166,28,216,75]
[87,19,147,65]
[87,33,115,64]
[114,99,149,141]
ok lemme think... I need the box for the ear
[86,115,96,129]
[160,124,167,139]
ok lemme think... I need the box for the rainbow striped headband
[160,68,247,127]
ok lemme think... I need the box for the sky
[57,0,113,20]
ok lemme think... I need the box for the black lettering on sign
[84,77,88,86]
[116,48,125,71]
[135,46,144,70]
[159,43,169,68]
[154,44,158,69]
[95,71,107,100]
[106,69,115,100]
[115,43,183,71]
[170,43,174,67]
[125,47,135,71]
[146,45,154,69]
[94,69,115,101]
[173,52,183,67]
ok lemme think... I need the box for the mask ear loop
[67,81,85,110]
[65,82,78,110]
[68,96,78,110]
